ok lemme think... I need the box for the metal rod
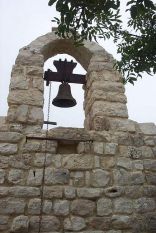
[26,136,93,143]
[44,121,57,125]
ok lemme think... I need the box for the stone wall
[0,30,156,233]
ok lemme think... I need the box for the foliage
[48,0,156,84]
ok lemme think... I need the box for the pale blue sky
[0,0,156,127]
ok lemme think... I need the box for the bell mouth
[52,98,77,108]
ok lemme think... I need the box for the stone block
[45,168,70,185]
[93,142,104,155]
[97,198,112,216]
[9,154,32,170]
[0,198,25,214]
[0,132,23,142]
[130,171,145,185]
[112,215,132,229]
[8,169,24,184]
[92,116,110,131]
[144,160,156,171]
[0,216,9,230]
[8,89,43,106]
[143,185,156,197]
[29,216,60,232]
[28,107,43,124]
[71,171,85,186]
[22,141,41,152]
[100,157,115,169]
[125,186,143,198]
[0,169,5,184]
[10,215,29,233]
[16,105,29,122]
[104,143,118,155]
[0,143,18,155]
[27,169,43,186]
[0,155,9,168]
[10,75,29,90]
[33,153,61,168]
[91,169,110,187]
[71,199,95,216]
[0,117,8,131]
[134,197,155,213]
[28,198,52,215]
[64,186,76,199]
[64,216,86,231]
[53,200,69,216]
[146,173,156,184]
[113,169,130,185]
[62,154,94,170]
[141,146,154,158]
[132,160,143,170]
[139,123,156,135]
[114,198,133,214]
[77,188,103,199]
[9,186,40,197]
[77,142,92,153]
[43,186,63,198]
[88,217,111,230]
[0,187,9,197]
[117,158,132,170]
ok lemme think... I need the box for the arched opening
[43,54,86,129]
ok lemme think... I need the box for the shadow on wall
[43,54,86,129]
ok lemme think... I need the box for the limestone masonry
[0,30,156,233]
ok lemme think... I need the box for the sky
[0,0,156,128]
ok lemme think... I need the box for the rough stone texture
[10,215,29,233]
[0,30,156,233]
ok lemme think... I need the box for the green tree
[48,0,156,84]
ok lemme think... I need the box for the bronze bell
[52,82,77,108]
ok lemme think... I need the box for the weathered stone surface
[8,169,24,184]
[0,132,23,142]
[97,198,112,216]
[27,169,43,186]
[10,75,29,90]
[22,141,41,152]
[143,185,156,197]
[8,89,43,106]
[33,153,61,168]
[0,216,9,230]
[104,143,118,155]
[141,146,154,158]
[88,217,111,230]
[10,215,29,233]
[144,160,156,171]
[43,186,63,198]
[71,199,95,216]
[28,198,52,214]
[0,156,8,168]
[116,158,132,170]
[0,198,25,214]
[28,107,43,124]
[0,169,5,184]
[64,216,86,231]
[0,143,18,155]
[125,186,143,198]
[93,142,104,155]
[15,105,29,122]
[114,198,133,214]
[45,168,70,185]
[54,200,69,216]
[64,186,76,199]
[100,157,115,169]
[0,187,8,197]
[9,154,32,170]
[71,171,84,186]
[91,169,110,187]
[77,188,103,199]
[62,154,94,170]
[146,215,156,233]
[29,216,60,231]
[9,186,40,197]
[146,172,156,184]
[112,215,131,229]
[0,117,8,131]
[134,197,155,213]
[77,142,92,154]
[113,169,129,185]
[132,160,143,170]
[130,171,145,185]
[139,123,156,135]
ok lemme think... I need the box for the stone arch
[7,30,128,133]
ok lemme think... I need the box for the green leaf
[48,0,57,6]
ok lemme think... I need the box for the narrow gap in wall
[43,54,86,129]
